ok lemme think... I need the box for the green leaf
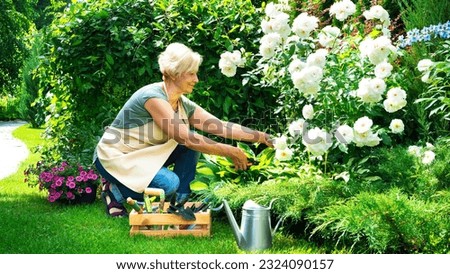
[338,144,348,153]
[221,96,231,114]
[237,142,255,158]
[190,181,209,191]
[138,67,146,76]
[105,54,114,65]
[196,167,215,176]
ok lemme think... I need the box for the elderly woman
[94,43,272,217]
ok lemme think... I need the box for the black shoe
[101,181,128,217]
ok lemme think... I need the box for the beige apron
[96,100,188,193]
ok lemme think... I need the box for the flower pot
[72,188,97,204]
[56,182,99,205]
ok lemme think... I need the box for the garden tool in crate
[126,188,165,214]
[167,193,196,221]
[223,198,283,251]
[144,187,165,213]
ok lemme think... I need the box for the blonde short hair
[158,43,203,79]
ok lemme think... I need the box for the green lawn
[0,124,325,254]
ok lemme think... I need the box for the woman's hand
[228,146,249,171]
[259,132,274,148]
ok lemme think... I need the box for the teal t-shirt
[111,82,197,129]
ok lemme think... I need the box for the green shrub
[414,40,450,136]
[397,0,450,30]
[0,0,34,95]
[368,146,429,197]
[309,189,450,253]
[18,31,46,128]
[430,137,450,187]
[0,95,21,120]
[394,0,450,141]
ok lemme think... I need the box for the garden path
[0,120,29,180]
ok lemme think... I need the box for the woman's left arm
[189,106,273,147]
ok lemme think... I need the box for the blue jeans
[95,144,199,202]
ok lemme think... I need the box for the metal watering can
[223,199,282,251]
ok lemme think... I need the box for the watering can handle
[272,217,284,236]
[268,198,278,209]
[268,198,283,235]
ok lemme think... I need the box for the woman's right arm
[144,98,249,170]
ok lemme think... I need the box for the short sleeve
[140,85,167,104]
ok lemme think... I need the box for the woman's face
[173,72,199,94]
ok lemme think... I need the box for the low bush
[0,95,21,120]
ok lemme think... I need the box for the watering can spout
[222,200,246,247]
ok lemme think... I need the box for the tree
[0,0,34,95]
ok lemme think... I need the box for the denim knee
[164,172,180,196]
[150,167,180,196]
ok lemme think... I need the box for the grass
[0,124,325,254]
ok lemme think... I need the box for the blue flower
[397,20,450,48]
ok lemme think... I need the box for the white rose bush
[209,0,450,254]
[219,1,411,175]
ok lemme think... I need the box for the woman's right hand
[228,146,249,171]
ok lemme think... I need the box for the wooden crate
[129,202,211,237]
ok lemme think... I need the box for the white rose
[273,135,288,150]
[374,61,393,78]
[264,2,280,18]
[359,37,373,58]
[354,116,373,134]
[275,148,294,161]
[288,118,306,137]
[426,142,435,150]
[364,131,381,147]
[230,50,245,67]
[292,13,319,38]
[356,78,386,103]
[219,57,233,69]
[318,26,341,48]
[368,47,388,65]
[220,64,237,77]
[301,66,323,82]
[330,0,355,21]
[389,119,404,134]
[302,104,315,120]
[259,43,276,59]
[341,0,356,13]
[353,131,381,147]
[417,59,434,72]
[306,50,328,68]
[408,145,421,157]
[301,82,321,97]
[370,78,386,94]
[383,98,407,113]
[335,124,354,144]
[367,36,394,65]
[288,58,306,75]
[260,32,282,47]
[386,87,407,103]
[364,5,390,26]
[422,150,435,165]
[302,127,332,156]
